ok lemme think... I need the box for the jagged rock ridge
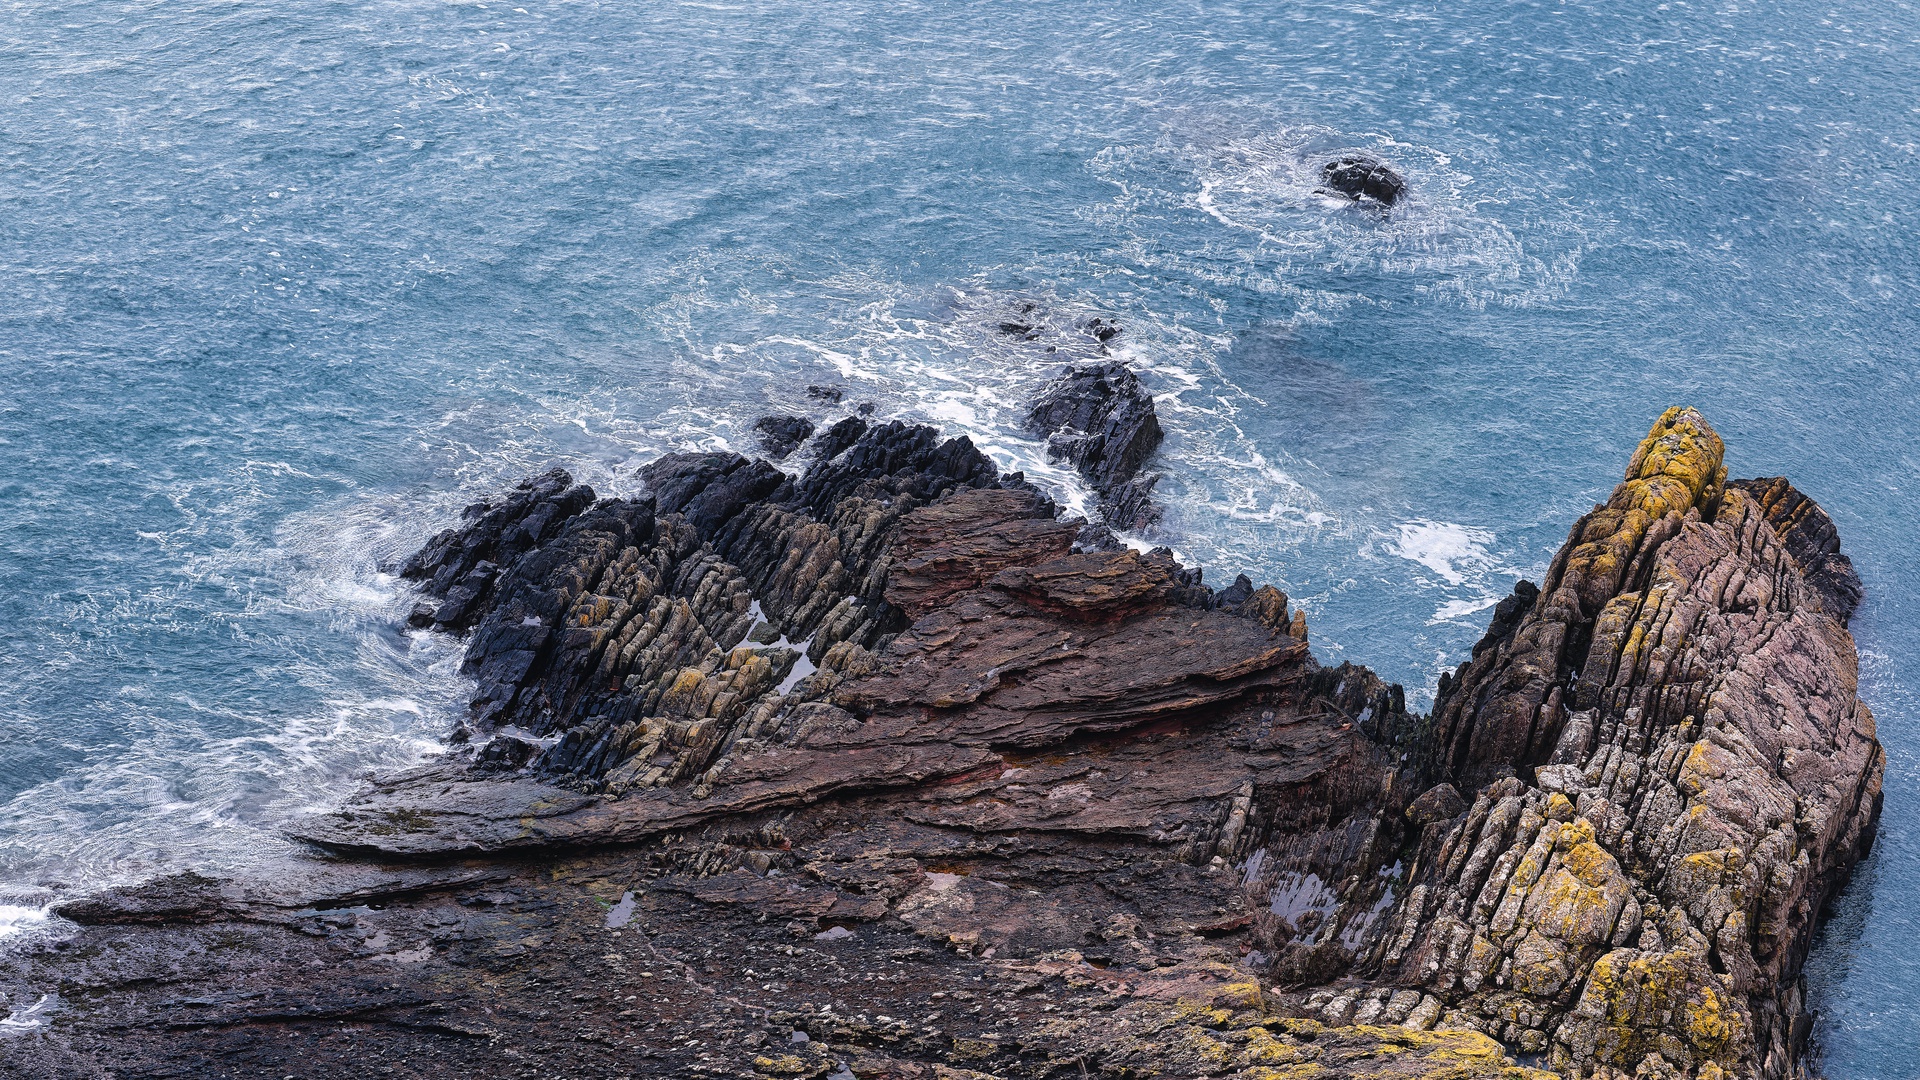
[345,405,1881,1080]
[1364,408,1882,1079]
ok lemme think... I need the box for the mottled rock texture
[6,406,1876,1080]
[1381,408,1881,1080]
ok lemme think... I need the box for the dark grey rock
[1024,361,1164,528]
[1321,155,1405,206]
[753,415,815,460]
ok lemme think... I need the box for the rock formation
[1023,360,1165,530]
[754,415,817,460]
[2,407,1877,1080]
[1323,155,1406,206]
[1387,408,1881,1079]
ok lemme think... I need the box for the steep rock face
[1429,407,1732,787]
[1730,476,1863,622]
[228,405,1873,1080]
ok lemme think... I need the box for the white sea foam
[1387,519,1496,586]
[0,129,1554,930]
[0,906,49,942]
[1431,595,1503,625]
[1092,122,1588,317]
[0,485,473,912]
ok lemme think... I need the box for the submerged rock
[13,406,1877,1080]
[1083,316,1122,344]
[1322,154,1406,206]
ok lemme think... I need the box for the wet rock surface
[3,407,1878,1080]
[755,415,817,460]
[1322,155,1406,206]
[1023,361,1165,530]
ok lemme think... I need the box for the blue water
[0,0,1914,1070]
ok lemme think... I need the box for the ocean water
[0,0,1914,1070]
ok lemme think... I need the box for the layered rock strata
[1377,408,1882,1079]
[4,407,1877,1080]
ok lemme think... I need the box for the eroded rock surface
[6,407,1877,1080]
[755,414,817,460]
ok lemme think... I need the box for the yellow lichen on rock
[1561,407,1727,613]
[1560,942,1749,1073]
[1684,982,1736,1054]
[1622,406,1728,512]
[1242,1026,1311,1065]
[1027,960,1566,1080]
[1242,1067,1337,1080]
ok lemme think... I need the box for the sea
[0,0,1913,1071]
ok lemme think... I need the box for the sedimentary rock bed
[2,405,1877,1080]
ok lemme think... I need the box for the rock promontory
[0,405,1878,1080]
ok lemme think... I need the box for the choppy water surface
[0,0,1914,1070]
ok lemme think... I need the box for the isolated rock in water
[805,384,844,403]
[33,405,1871,1080]
[996,301,1045,340]
[1083,316,1122,344]
[1322,154,1405,205]
[1024,360,1164,527]
[752,414,815,460]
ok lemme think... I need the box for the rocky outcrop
[399,466,596,634]
[1729,476,1862,623]
[1023,361,1165,530]
[753,414,816,459]
[1354,409,1883,1079]
[1323,155,1407,206]
[10,408,1877,1080]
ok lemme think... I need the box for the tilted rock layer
[7,406,1877,1080]
[1390,408,1882,1079]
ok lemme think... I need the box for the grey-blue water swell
[0,0,1912,1070]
